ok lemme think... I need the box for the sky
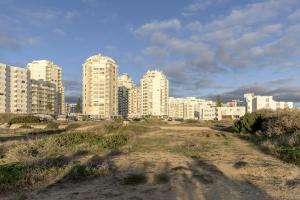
[0,0,300,106]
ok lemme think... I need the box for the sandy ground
[9,126,300,200]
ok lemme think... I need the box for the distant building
[244,93,293,113]
[82,54,118,119]
[128,86,141,118]
[0,63,31,113]
[27,60,65,115]
[141,70,169,116]
[216,106,246,120]
[118,74,134,118]
[168,97,215,120]
[31,80,56,115]
[65,103,78,114]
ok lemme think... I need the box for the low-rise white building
[244,93,294,113]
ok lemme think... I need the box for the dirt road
[26,126,300,200]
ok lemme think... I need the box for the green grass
[65,123,81,130]
[46,122,59,130]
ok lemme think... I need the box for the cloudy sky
[1,0,300,105]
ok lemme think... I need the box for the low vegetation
[9,116,40,125]
[65,123,81,130]
[122,173,147,185]
[46,122,59,130]
[234,109,300,165]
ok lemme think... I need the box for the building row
[82,54,169,119]
[81,54,295,120]
[0,61,65,115]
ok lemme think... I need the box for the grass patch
[122,173,147,185]
[0,156,69,192]
[154,173,169,184]
[46,122,59,130]
[65,123,81,130]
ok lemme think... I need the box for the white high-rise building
[118,74,134,118]
[82,54,118,119]
[128,86,141,118]
[31,80,56,114]
[244,93,294,113]
[0,64,31,113]
[141,70,169,116]
[0,64,7,113]
[27,60,65,115]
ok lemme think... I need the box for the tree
[76,98,81,113]
[46,102,53,114]
[216,95,223,107]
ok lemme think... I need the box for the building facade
[65,103,78,114]
[0,64,31,113]
[128,86,141,118]
[118,74,134,118]
[27,60,65,115]
[31,80,56,114]
[82,54,118,119]
[244,93,294,113]
[141,70,169,116]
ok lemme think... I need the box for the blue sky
[1,0,300,106]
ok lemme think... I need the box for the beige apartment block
[244,93,294,113]
[27,60,65,115]
[141,70,169,116]
[31,80,56,115]
[82,54,118,119]
[65,103,77,114]
[1,64,31,113]
[118,74,134,118]
[0,64,7,113]
[128,86,141,118]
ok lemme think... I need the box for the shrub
[277,147,300,165]
[46,122,59,130]
[9,116,40,125]
[101,134,129,149]
[233,112,263,134]
[184,119,198,123]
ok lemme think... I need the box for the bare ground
[9,126,300,200]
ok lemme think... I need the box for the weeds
[122,173,147,185]
[154,173,169,184]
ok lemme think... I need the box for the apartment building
[0,64,31,113]
[27,60,65,115]
[65,103,78,114]
[118,74,134,118]
[141,70,169,116]
[31,80,56,114]
[82,54,118,119]
[128,86,141,118]
[168,97,215,120]
[244,93,294,113]
[0,64,6,113]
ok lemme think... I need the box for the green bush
[154,173,169,184]
[46,122,59,130]
[122,173,147,185]
[101,134,129,149]
[9,116,40,125]
[233,112,263,134]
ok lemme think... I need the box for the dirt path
[25,126,299,200]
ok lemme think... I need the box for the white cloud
[134,19,181,35]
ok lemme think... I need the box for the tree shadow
[30,153,274,200]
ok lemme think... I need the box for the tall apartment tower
[27,60,65,115]
[140,70,169,116]
[0,63,31,113]
[128,86,141,118]
[82,54,118,119]
[118,73,134,118]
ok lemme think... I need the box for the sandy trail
[24,126,300,200]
